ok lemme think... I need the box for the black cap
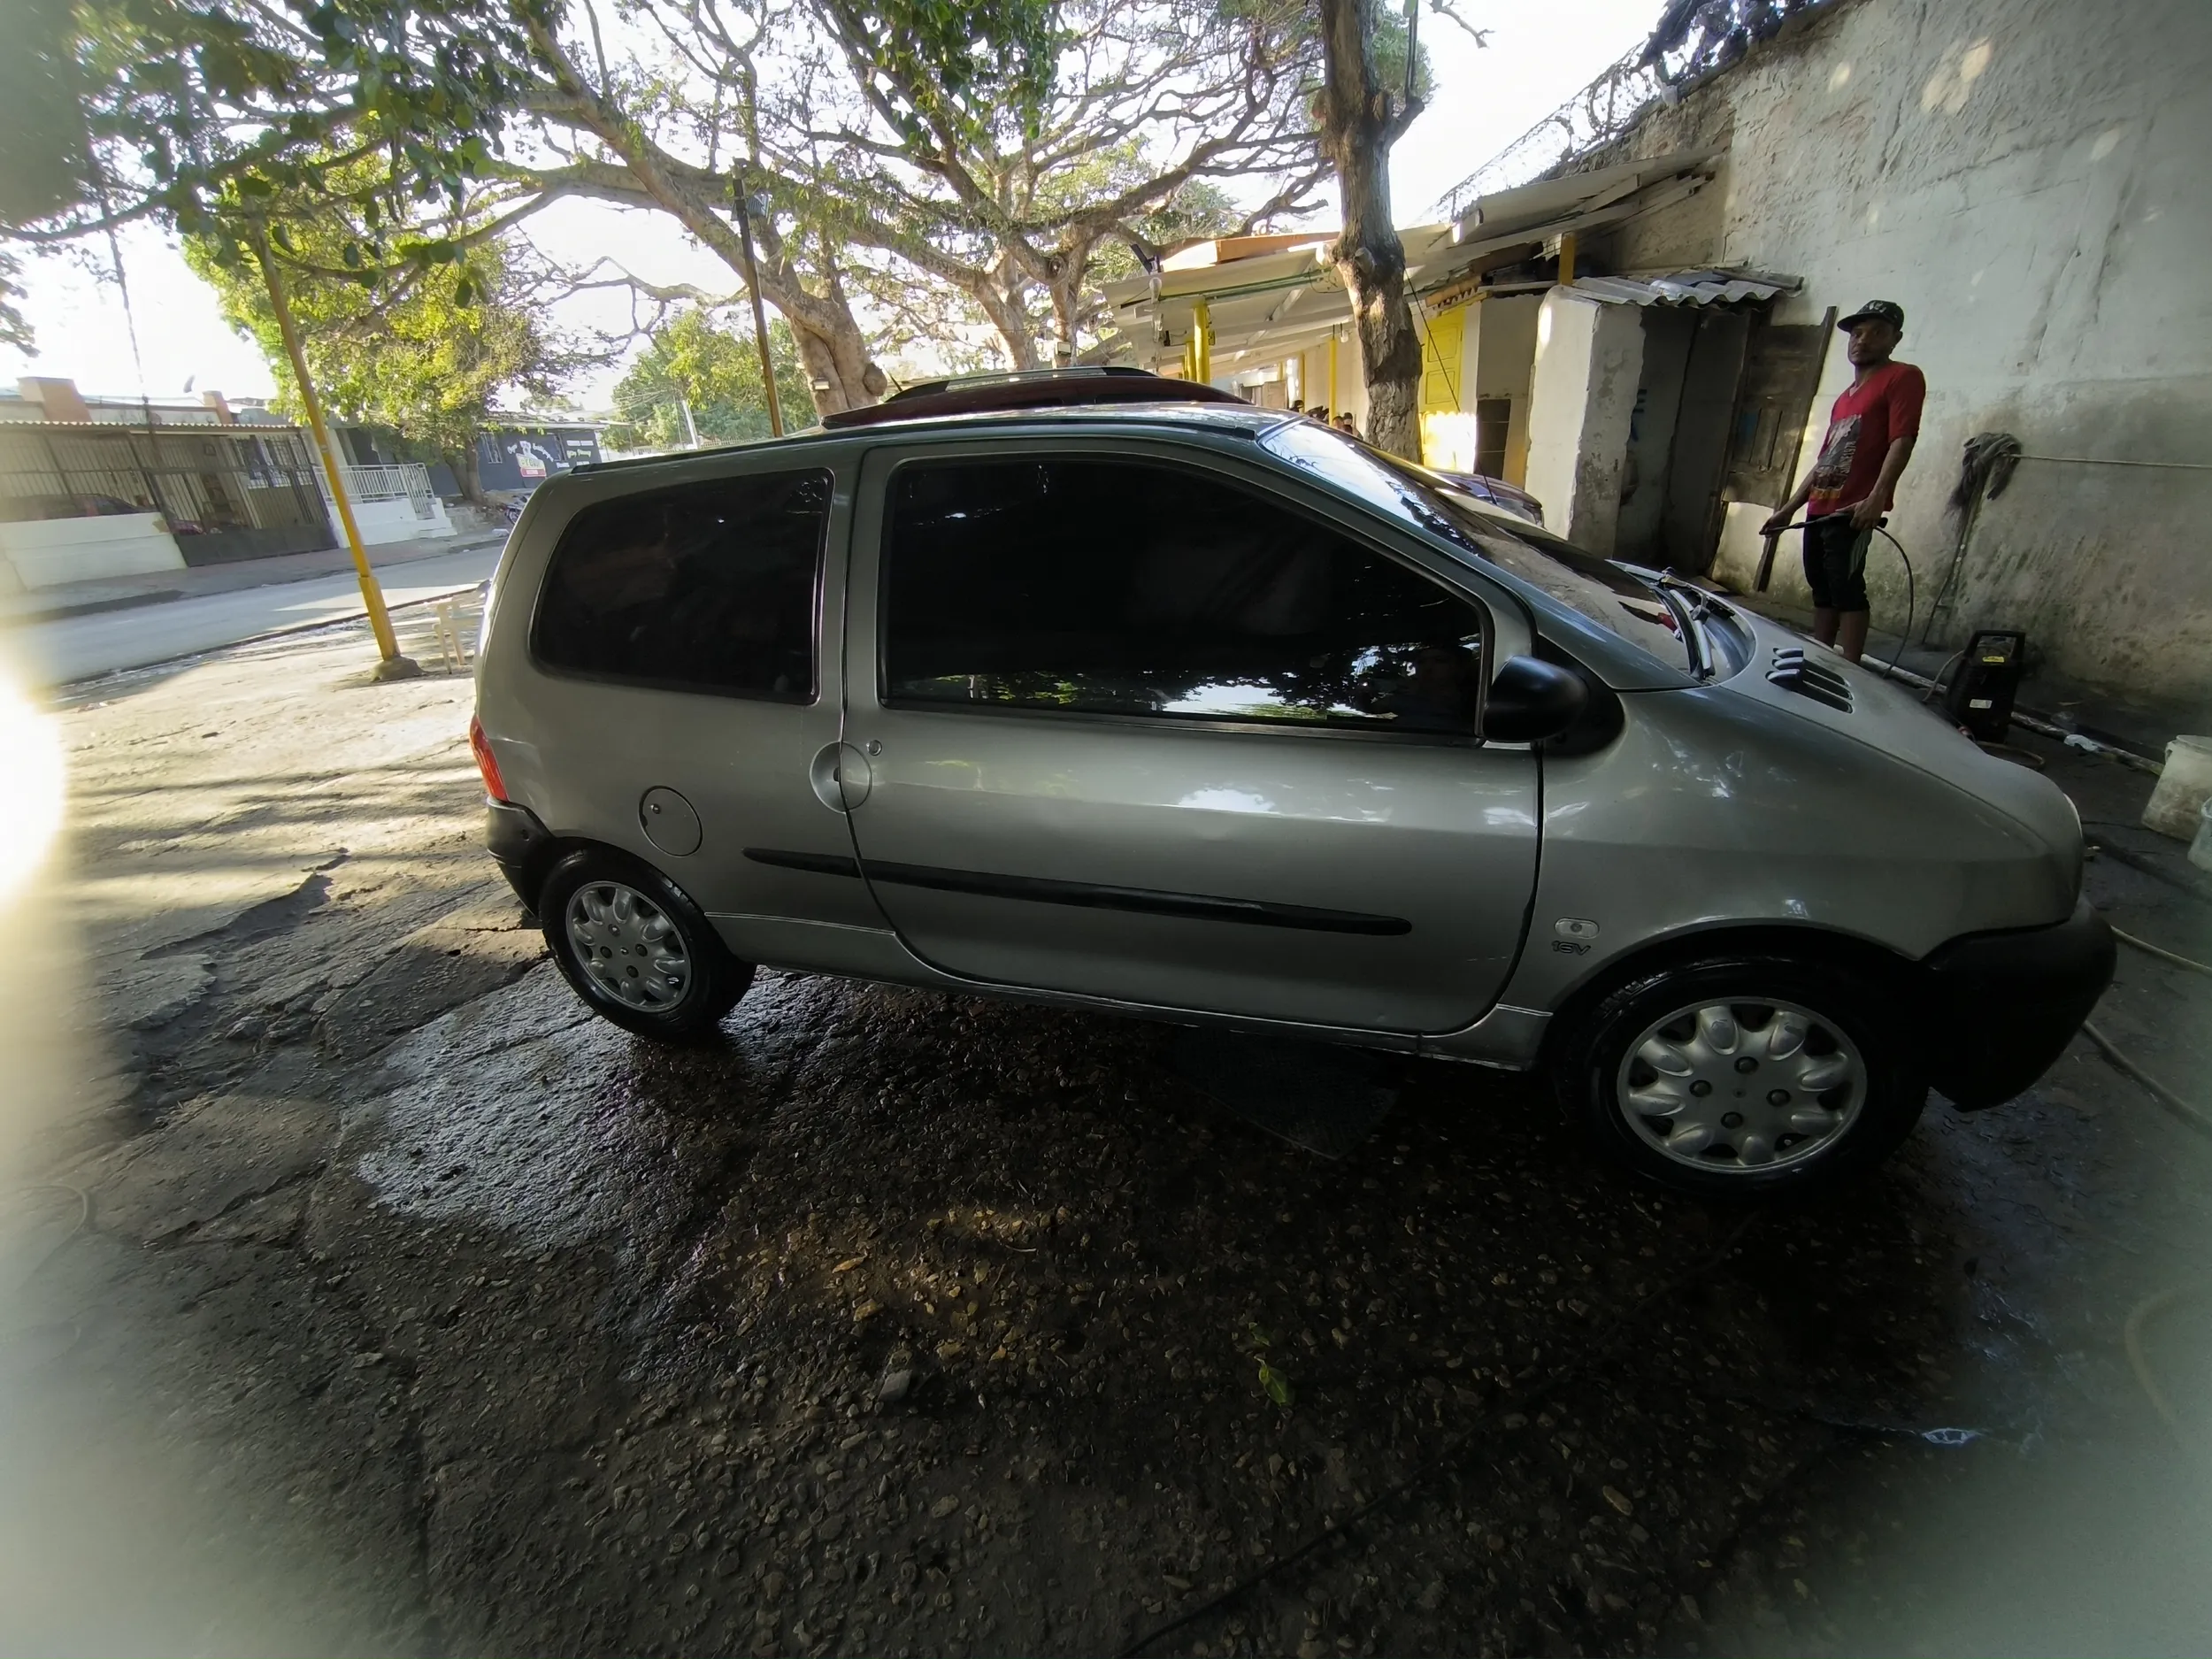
[1839,299,1905,332]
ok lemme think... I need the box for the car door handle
[809,741,872,812]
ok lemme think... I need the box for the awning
[1564,269,1800,307]
[1449,150,1721,242]
[1103,148,1731,377]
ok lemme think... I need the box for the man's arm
[1846,434,1917,530]
[1760,472,1817,536]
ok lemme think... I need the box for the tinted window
[533,470,828,699]
[883,459,1486,733]
[1258,419,1694,672]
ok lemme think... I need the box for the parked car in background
[471,369,2110,1200]
[1431,468,1543,524]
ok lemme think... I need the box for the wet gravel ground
[4,616,2209,1656]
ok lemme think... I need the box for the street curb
[53,574,496,693]
[6,531,509,632]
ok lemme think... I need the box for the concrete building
[0,376,461,590]
[1110,0,2212,717]
[1564,0,2212,713]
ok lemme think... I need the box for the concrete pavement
[4,612,2209,1655]
[7,540,503,687]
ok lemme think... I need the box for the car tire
[1554,955,1925,1200]
[539,848,754,1041]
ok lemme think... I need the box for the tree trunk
[970,268,1041,370]
[530,27,887,419]
[1316,0,1424,460]
[1046,243,1091,365]
[454,437,487,508]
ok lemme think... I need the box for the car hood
[1713,608,2084,866]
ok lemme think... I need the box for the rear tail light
[468,713,508,803]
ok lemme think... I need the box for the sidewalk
[0,526,508,627]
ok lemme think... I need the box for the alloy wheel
[1615,997,1867,1173]
[565,880,693,1010]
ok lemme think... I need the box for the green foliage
[1371,6,1435,104]
[1087,178,1247,286]
[0,0,88,225]
[813,0,1068,148]
[608,311,815,449]
[4,0,543,271]
[0,251,34,353]
[184,177,569,471]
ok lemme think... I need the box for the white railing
[333,462,437,518]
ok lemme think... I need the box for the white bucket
[2192,796,2212,874]
[2142,734,2212,840]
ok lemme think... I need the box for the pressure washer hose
[1770,517,1916,679]
[2086,928,2212,1140]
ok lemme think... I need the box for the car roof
[567,400,1293,478]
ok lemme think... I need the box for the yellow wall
[1418,302,1476,471]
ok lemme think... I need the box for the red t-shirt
[1805,361,1925,518]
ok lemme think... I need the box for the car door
[828,438,1541,1034]
[515,457,886,945]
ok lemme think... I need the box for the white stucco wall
[0,513,186,590]
[329,495,456,547]
[1524,290,1646,553]
[1594,0,2212,710]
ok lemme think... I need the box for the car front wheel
[1555,956,1926,1199]
[540,849,753,1041]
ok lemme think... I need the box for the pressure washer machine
[1943,629,2028,741]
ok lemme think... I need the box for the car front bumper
[1919,897,2115,1109]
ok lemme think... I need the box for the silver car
[471,373,2111,1199]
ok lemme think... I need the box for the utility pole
[731,169,785,437]
[678,395,702,449]
[249,228,417,680]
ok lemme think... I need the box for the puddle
[349,970,673,1251]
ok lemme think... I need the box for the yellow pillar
[252,232,414,677]
[1557,232,1578,287]
[1192,297,1212,384]
[1328,328,1339,413]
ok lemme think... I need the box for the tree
[608,309,814,448]
[2,0,564,372]
[485,0,1326,411]
[0,0,541,249]
[1315,0,1425,458]
[184,181,585,503]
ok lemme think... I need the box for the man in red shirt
[1763,300,1925,663]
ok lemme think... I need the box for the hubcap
[565,881,692,1010]
[1617,998,1866,1174]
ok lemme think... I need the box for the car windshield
[1258,418,1695,672]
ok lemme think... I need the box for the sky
[0,0,1658,411]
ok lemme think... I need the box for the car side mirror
[1483,654,1589,744]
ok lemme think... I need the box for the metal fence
[0,421,335,564]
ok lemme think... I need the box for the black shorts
[1802,515,1871,611]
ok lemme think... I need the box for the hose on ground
[2081,1020,2212,1140]
[7,1182,92,1275]
[2124,1283,2211,1458]
[2112,926,2212,978]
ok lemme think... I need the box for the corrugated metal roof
[1569,269,1800,307]
[1453,150,1721,242]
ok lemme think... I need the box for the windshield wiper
[1649,578,1715,680]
